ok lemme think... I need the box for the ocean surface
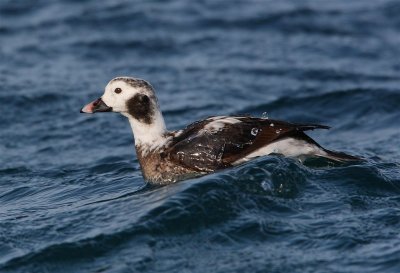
[1,0,400,272]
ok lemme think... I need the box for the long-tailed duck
[81,77,359,184]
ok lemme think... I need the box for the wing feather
[165,116,329,171]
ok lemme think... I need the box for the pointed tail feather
[319,149,362,162]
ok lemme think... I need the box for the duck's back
[163,116,331,172]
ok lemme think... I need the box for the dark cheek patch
[127,94,154,124]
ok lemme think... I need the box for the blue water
[1,0,400,272]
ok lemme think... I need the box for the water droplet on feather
[251,128,259,136]
[262,112,268,119]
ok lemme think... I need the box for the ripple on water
[1,0,400,272]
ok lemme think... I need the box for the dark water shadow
[78,183,161,207]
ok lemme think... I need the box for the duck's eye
[114,88,122,94]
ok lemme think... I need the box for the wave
[240,88,400,126]
[2,156,399,271]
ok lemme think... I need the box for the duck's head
[81,77,160,125]
[81,77,167,145]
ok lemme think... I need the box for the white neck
[127,110,169,152]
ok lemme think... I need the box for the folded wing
[164,116,330,172]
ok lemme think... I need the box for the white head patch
[102,77,168,150]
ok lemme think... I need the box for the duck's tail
[319,148,362,162]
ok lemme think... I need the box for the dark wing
[164,116,329,172]
[221,118,330,164]
[163,118,228,172]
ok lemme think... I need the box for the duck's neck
[127,111,169,155]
